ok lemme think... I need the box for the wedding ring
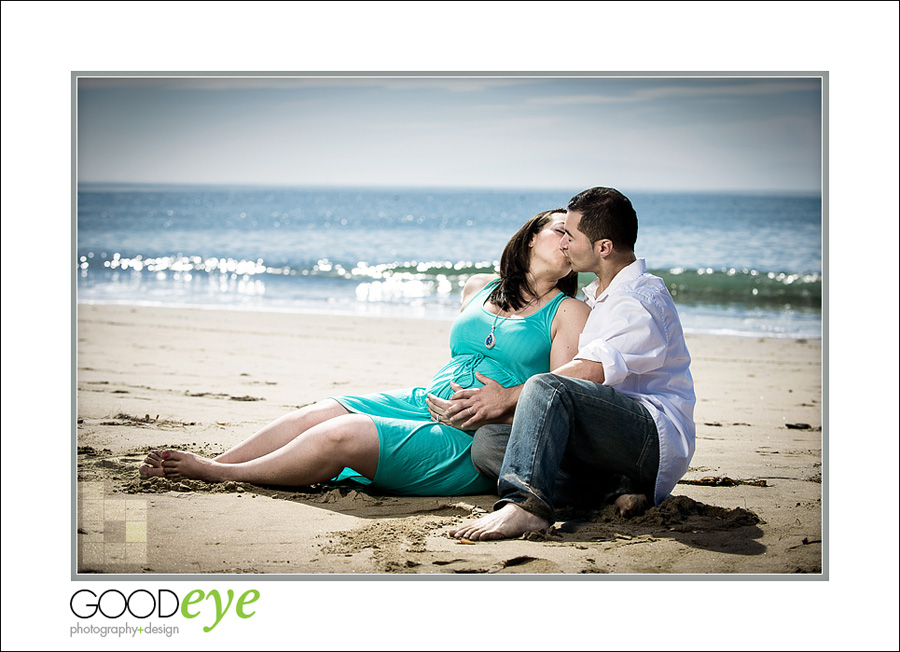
[466,407,473,416]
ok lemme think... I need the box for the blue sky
[77,74,823,193]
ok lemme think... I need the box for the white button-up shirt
[575,258,696,504]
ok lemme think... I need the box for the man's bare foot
[614,493,649,518]
[139,450,166,478]
[160,450,230,482]
[448,503,550,541]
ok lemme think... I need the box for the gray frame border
[71,70,828,582]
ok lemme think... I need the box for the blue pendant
[485,332,495,349]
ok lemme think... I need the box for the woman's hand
[426,372,521,430]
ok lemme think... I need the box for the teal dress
[331,281,567,496]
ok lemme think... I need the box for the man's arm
[552,357,605,383]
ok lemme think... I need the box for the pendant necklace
[484,289,552,350]
[484,311,510,350]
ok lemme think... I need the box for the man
[429,186,695,541]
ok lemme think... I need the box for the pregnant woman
[142,208,589,496]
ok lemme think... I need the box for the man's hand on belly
[425,372,521,430]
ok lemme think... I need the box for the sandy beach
[75,303,823,576]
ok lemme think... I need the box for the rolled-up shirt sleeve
[576,337,629,386]
[574,293,668,387]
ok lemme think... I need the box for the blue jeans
[473,373,660,522]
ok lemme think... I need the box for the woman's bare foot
[160,450,232,482]
[448,503,550,541]
[614,493,649,518]
[139,450,167,478]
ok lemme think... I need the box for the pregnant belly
[425,354,519,400]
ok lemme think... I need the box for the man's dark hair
[488,208,578,312]
[567,187,638,251]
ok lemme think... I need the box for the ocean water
[76,185,823,339]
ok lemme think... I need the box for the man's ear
[593,238,614,258]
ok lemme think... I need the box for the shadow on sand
[98,446,765,557]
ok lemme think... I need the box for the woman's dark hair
[487,208,578,312]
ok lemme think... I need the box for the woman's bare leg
[215,399,350,463]
[140,399,350,477]
[159,414,380,486]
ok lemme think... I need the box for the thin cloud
[530,79,822,105]
[76,75,534,93]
